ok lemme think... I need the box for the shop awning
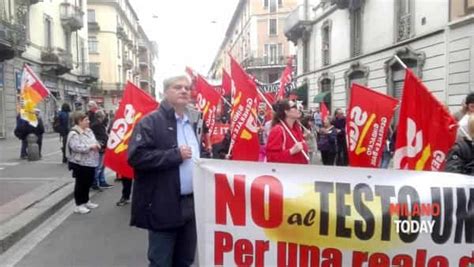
[313,91,331,103]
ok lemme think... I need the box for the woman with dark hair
[317,117,338,165]
[265,100,308,164]
[67,112,101,214]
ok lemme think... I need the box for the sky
[131,0,239,95]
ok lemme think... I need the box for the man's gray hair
[87,101,98,109]
[95,109,106,120]
[163,75,190,92]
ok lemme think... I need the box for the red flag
[221,69,232,97]
[277,58,293,101]
[104,82,159,178]
[346,84,399,168]
[195,75,222,137]
[229,56,259,161]
[185,66,199,101]
[320,102,329,122]
[393,70,457,171]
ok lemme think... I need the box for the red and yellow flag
[20,65,50,126]
[104,82,159,178]
[195,75,222,138]
[346,84,398,168]
[229,56,259,161]
[394,70,457,171]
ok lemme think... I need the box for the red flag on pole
[393,70,457,171]
[104,82,159,178]
[346,84,399,167]
[320,102,329,122]
[221,69,232,97]
[277,57,293,101]
[195,75,222,137]
[229,56,259,161]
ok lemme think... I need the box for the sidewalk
[0,134,73,254]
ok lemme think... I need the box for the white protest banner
[193,159,473,266]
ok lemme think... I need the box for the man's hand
[179,145,193,160]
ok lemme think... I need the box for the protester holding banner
[128,75,199,267]
[266,99,308,164]
[332,108,348,166]
[67,112,100,214]
[445,114,474,175]
[317,117,338,165]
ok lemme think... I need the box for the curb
[0,182,74,254]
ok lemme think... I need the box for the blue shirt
[176,113,200,195]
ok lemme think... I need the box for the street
[0,135,149,267]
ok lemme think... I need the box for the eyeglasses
[171,84,191,91]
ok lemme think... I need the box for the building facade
[1,0,95,139]
[209,0,298,83]
[87,0,156,111]
[285,0,473,114]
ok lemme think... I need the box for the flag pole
[255,87,310,161]
[394,55,408,69]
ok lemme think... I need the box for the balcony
[40,47,73,75]
[78,63,99,83]
[241,56,286,69]
[122,58,133,70]
[116,25,126,39]
[138,39,148,51]
[0,20,27,61]
[60,2,84,32]
[284,5,312,44]
[88,21,100,31]
[139,55,149,68]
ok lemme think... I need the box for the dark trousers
[121,179,132,200]
[61,134,67,163]
[148,196,196,267]
[20,139,27,158]
[321,151,336,166]
[72,164,95,205]
[37,135,42,157]
[335,142,348,166]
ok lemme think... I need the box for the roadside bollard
[26,133,40,161]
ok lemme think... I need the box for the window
[270,0,277,12]
[303,39,309,73]
[88,37,98,53]
[65,33,71,52]
[87,9,96,22]
[344,62,369,103]
[265,44,278,64]
[396,0,412,41]
[350,8,362,57]
[264,0,268,8]
[268,73,279,83]
[278,0,282,7]
[467,0,474,13]
[44,16,52,48]
[269,19,277,35]
[322,21,331,66]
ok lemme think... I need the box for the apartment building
[209,0,298,83]
[285,0,473,114]
[87,0,156,111]
[0,0,94,138]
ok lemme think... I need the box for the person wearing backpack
[56,103,71,163]
[445,114,474,175]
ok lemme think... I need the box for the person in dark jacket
[59,103,71,163]
[90,110,113,189]
[318,117,338,165]
[332,108,348,166]
[128,74,200,267]
[14,112,44,159]
[445,114,474,175]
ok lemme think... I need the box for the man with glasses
[128,74,200,267]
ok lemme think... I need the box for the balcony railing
[139,55,149,68]
[40,47,73,75]
[138,39,148,51]
[60,2,84,32]
[241,56,286,69]
[122,58,133,70]
[284,5,312,43]
[88,21,100,31]
[0,19,27,61]
[117,25,126,39]
[78,62,99,83]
